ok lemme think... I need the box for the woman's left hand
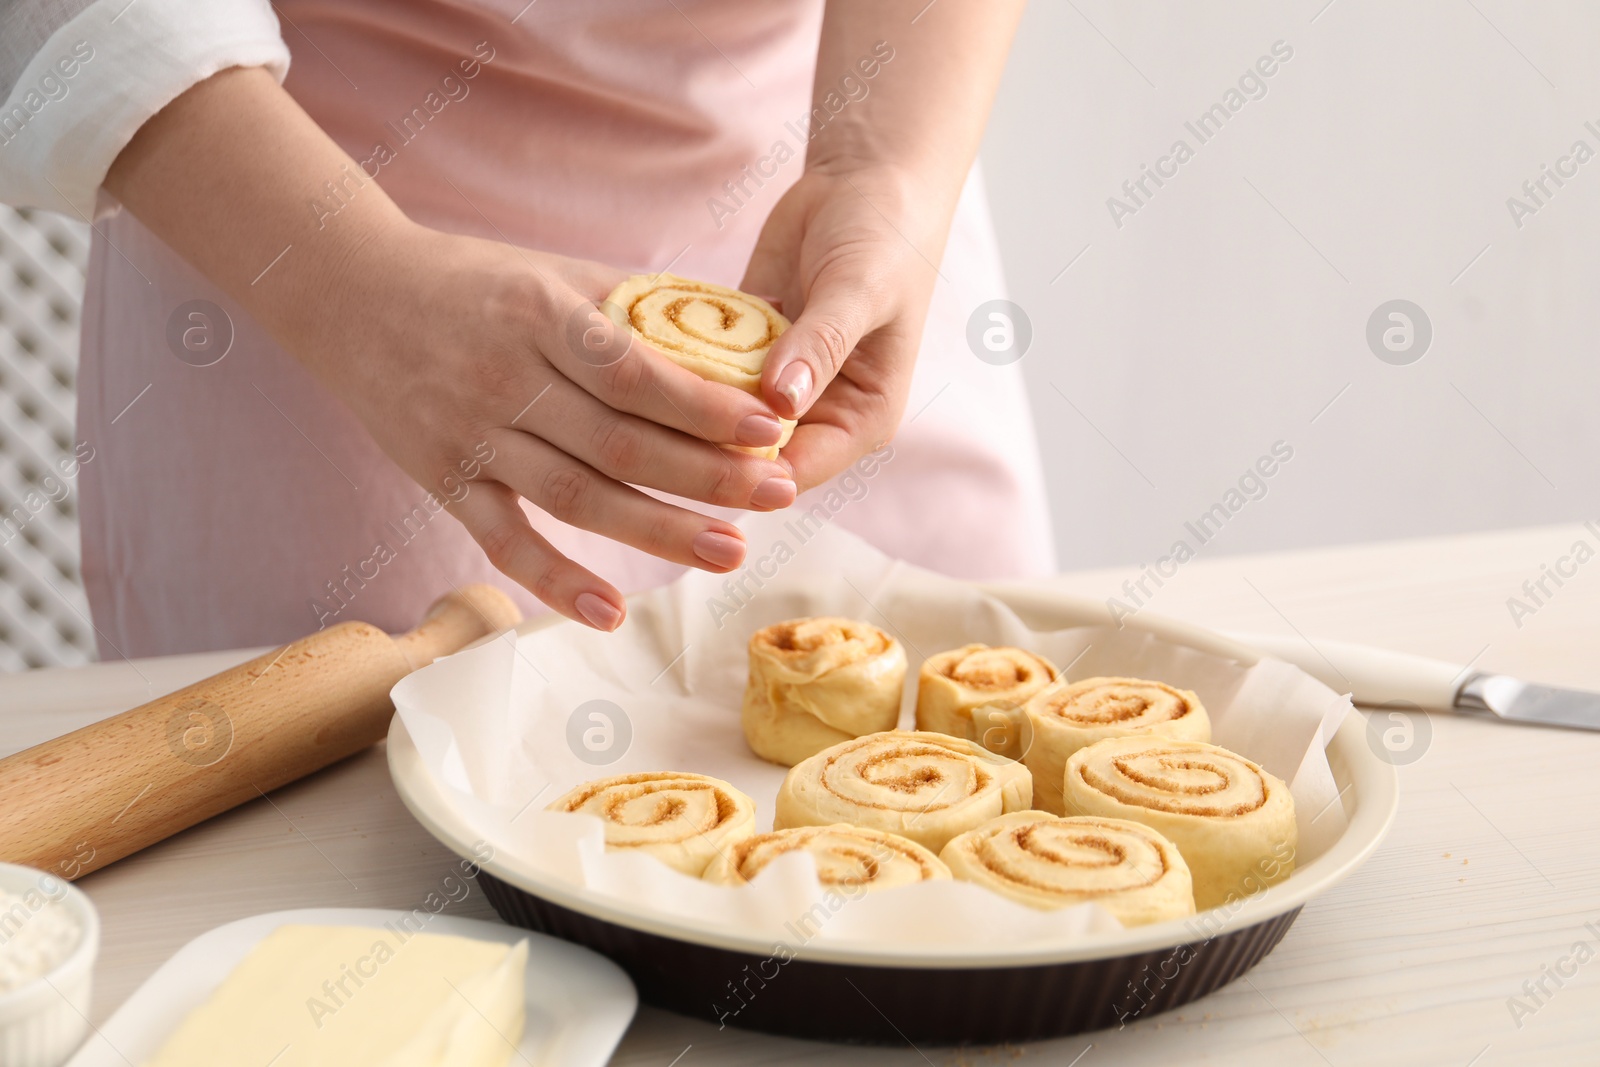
[740,163,946,491]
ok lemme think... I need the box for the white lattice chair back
[0,205,93,670]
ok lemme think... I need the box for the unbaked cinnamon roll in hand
[1063,737,1296,910]
[774,730,1033,853]
[703,824,950,891]
[742,617,908,766]
[547,771,757,877]
[939,811,1195,925]
[1022,677,1211,814]
[605,273,795,459]
[915,644,1058,759]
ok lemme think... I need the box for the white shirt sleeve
[0,0,291,220]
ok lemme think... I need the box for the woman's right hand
[105,66,793,631]
[283,218,796,630]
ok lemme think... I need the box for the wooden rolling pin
[0,584,520,880]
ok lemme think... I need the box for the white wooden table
[5,523,1598,1065]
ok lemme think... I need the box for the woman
[0,0,1054,657]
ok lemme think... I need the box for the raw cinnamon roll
[1064,737,1296,910]
[915,644,1059,759]
[742,617,908,766]
[703,824,950,891]
[606,273,795,458]
[547,771,757,877]
[940,811,1195,925]
[1022,677,1211,815]
[774,730,1033,853]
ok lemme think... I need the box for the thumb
[762,277,876,420]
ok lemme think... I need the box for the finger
[774,420,867,494]
[772,371,902,493]
[512,378,797,511]
[497,431,754,573]
[760,269,880,420]
[450,481,627,631]
[546,293,787,450]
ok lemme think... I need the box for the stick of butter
[146,924,529,1066]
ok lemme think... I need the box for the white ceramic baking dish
[387,582,1398,1042]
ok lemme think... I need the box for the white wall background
[980,0,1600,571]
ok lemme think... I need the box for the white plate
[387,581,1400,968]
[65,908,636,1066]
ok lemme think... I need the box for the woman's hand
[105,66,797,631]
[741,164,942,490]
[294,218,798,630]
[740,0,1027,491]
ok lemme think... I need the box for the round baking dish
[387,582,1397,1044]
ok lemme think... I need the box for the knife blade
[1229,631,1600,732]
[1456,673,1600,731]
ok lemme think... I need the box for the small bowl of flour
[0,863,99,1067]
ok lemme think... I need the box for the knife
[1230,632,1600,732]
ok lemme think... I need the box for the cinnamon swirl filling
[624,281,784,372]
[826,740,991,813]
[549,771,757,877]
[775,730,1032,853]
[974,821,1167,895]
[1021,676,1213,815]
[606,273,795,460]
[940,811,1195,923]
[704,824,950,891]
[1064,737,1297,910]
[1034,677,1203,728]
[915,645,1059,758]
[1079,748,1268,817]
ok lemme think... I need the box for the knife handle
[1228,631,1470,710]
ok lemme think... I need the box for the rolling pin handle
[393,584,522,670]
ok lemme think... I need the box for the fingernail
[693,529,746,570]
[575,592,624,631]
[750,475,797,510]
[775,362,812,415]
[735,413,783,447]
